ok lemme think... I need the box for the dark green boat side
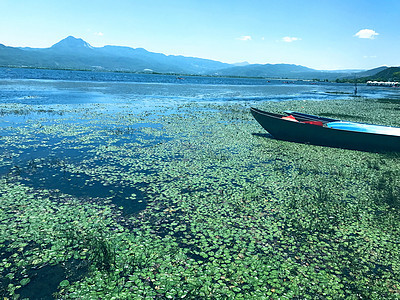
[250,107,400,152]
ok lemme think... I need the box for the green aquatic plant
[374,170,400,209]
[85,234,116,272]
[1,97,400,298]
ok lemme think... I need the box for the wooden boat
[250,107,400,152]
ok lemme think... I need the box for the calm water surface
[1,67,399,108]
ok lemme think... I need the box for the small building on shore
[367,81,399,87]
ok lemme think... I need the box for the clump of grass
[86,235,115,272]
[374,171,400,209]
[283,185,345,236]
[60,228,116,273]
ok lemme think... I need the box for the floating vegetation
[324,91,352,95]
[1,96,400,299]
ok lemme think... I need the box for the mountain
[50,36,94,52]
[353,66,389,78]
[232,61,250,67]
[214,63,316,78]
[336,66,398,83]
[0,43,46,66]
[212,63,367,80]
[366,67,400,81]
[0,36,394,79]
[0,36,230,74]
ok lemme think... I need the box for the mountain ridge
[366,67,400,82]
[0,36,391,79]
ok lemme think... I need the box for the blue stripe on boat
[326,122,400,136]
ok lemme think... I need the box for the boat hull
[251,108,400,152]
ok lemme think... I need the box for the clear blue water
[1,67,399,107]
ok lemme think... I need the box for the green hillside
[336,66,400,83]
[368,67,400,81]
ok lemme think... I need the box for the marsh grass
[376,98,400,105]
[86,235,116,272]
[374,171,400,209]
[61,228,116,272]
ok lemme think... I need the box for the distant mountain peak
[232,61,250,67]
[0,35,391,79]
[51,36,94,50]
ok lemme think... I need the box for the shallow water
[1,68,400,299]
[1,68,399,215]
[1,67,400,106]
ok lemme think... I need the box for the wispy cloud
[237,35,252,41]
[282,36,301,43]
[354,29,379,39]
[95,32,104,36]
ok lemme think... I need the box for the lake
[1,67,400,299]
[1,67,400,108]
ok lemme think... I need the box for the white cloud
[95,32,104,36]
[354,29,379,39]
[282,36,301,43]
[237,35,252,41]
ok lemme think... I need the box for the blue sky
[1,0,399,70]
